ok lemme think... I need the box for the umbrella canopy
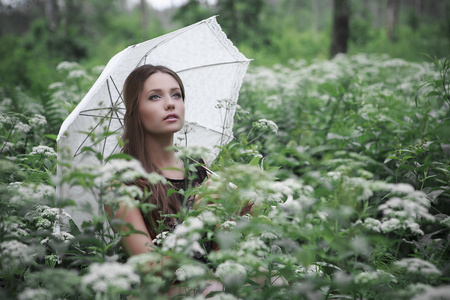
[57,16,251,227]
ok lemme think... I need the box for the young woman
[107,65,222,296]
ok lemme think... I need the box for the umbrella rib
[73,120,103,157]
[108,76,126,128]
[80,107,125,112]
[79,113,123,120]
[102,79,118,159]
[183,123,234,139]
[175,61,249,74]
[73,126,123,158]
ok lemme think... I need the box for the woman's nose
[165,97,175,109]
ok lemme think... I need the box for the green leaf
[167,188,179,197]
[425,91,442,98]
[44,134,58,141]
[320,83,338,97]
[402,155,415,160]
[385,156,400,161]
[398,164,415,172]
[249,156,261,167]
[105,153,132,162]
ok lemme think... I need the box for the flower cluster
[253,118,279,134]
[81,262,140,295]
[29,145,57,157]
[162,217,206,257]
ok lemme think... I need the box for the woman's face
[138,72,185,136]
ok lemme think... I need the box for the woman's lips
[164,113,179,121]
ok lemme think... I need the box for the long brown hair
[121,64,185,239]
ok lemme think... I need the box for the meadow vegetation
[0,53,449,299]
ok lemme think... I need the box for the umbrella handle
[204,167,238,190]
[187,156,237,189]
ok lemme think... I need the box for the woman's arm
[106,202,155,256]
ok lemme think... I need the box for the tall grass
[0,53,449,299]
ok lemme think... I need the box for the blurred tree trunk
[330,0,350,58]
[386,0,399,42]
[140,0,147,31]
[415,0,422,17]
[312,0,320,33]
[44,0,58,32]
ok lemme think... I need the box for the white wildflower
[175,264,206,281]
[326,171,343,181]
[30,145,56,157]
[57,61,79,71]
[441,217,450,228]
[354,269,396,285]
[278,196,314,216]
[295,264,325,278]
[220,220,236,230]
[68,69,90,80]
[253,118,278,134]
[18,288,52,300]
[395,258,441,276]
[198,210,219,225]
[1,98,12,110]
[15,122,31,133]
[402,283,432,297]
[382,58,409,68]
[261,231,278,241]
[9,181,23,188]
[389,183,415,194]
[182,296,206,300]
[355,218,382,232]
[239,237,269,256]
[345,177,373,201]
[1,222,29,237]
[162,233,205,257]
[29,114,47,126]
[48,82,64,89]
[380,217,401,232]
[52,231,75,243]
[1,141,14,152]
[94,159,166,186]
[103,185,143,207]
[153,231,170,245]
[127,252,162,272]
[175,145,209,161]
[0,240,33,269]
[207,293,239,300]
[35,218,52,230]
[241,189,263,204]
[10,183,52,203]
[25,205,71,231]
[240,148,263,158]
[81,262,140,294]
[174,217,204,236]
[215,260,247,290]
[92,65,105,74]
[411,284,450,300]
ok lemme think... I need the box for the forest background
[1,0,449,101]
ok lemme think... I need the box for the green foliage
[172,0,213,26]
[1,7,450,298]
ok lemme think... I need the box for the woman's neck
[144,134,183,179]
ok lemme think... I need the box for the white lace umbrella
[57,17,251,227]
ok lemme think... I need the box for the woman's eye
[149,94,160,100]
[172,92,182,99]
